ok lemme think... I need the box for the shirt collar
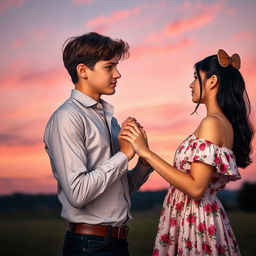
[70,89,114,114]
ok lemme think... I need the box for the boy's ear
[208,74,218,89]
[76,63,88,79]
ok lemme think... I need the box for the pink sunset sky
[0,0,255,194]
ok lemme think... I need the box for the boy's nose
[114,69,121,79]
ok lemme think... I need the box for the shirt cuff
[106,151,128,175]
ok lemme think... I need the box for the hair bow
[217,49,241,70]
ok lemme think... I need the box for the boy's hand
[118,135,135,161]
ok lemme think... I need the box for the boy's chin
[104,89,116,95]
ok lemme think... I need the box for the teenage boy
[44,32,153,256]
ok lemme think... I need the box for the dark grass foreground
[0,211,255,256]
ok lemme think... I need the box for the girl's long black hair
[193,54,254,168]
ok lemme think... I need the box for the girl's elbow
[189,189,205,201]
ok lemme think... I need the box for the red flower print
[220,163,228,173]
[207,224,216,236]
[178,248,183,256]
[193,155,199,161]
[204,203,212,214]
[202,242,212,254]
[197,222,206,233]
[170,218,177,227]
[160,233,169,244]
[185,240,192,250]
[214,156,221,164]
[178,145,184,153]
[182,160,186,165]
[176,201,184,212]
[210,189,216,195]
[220,184,226,190]
[152,248,159,256]
[211,202,219,212]
[217,245,225,254]
[220,208,226,219]
[192,141,198,148]
[195,200,201,208]
[228,229,233,238]
[199,142,206,151]
[206,140,213,145]
[224,152,231,162]
[212,177,220,183]
[160,207,165,216]
[186,169,191,174]
[186,214,196,225]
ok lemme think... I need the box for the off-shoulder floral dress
[152,134,241,256]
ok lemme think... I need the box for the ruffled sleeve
[182,135,241,181]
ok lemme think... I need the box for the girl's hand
[119,122,150,158]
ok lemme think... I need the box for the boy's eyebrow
[105,61,119,65]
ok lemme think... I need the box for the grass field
[0,210,255,256]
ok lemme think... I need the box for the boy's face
[85,56,121,101]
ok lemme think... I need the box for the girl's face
[189,70,207,104]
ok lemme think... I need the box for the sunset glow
[0,0,255,194]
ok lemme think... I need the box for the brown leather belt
[68,223,129,239]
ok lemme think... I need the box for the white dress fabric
[152,134,241,256]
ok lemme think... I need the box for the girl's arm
[119,116,224,200]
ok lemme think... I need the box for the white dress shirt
[44,89,153,226]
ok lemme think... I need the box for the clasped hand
[118,117,150,159]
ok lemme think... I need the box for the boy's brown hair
[63,32,129,84]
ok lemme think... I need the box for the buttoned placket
[94,103,114,155]
[95,102,130,224]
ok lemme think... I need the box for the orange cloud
[0,0,26,14]
[85,7,140,28]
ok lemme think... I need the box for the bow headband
[217,49,241,70]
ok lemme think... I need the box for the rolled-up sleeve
[44,110,128,208]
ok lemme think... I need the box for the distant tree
[237,182,256,211]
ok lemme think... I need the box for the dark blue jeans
[63,231,129,256]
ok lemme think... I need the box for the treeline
[0,182,256,214]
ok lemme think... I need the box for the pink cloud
[147,2,223,42]
[131,38,194,58]
[225,8,236,15]
[11,38,26,48]
[72,0,95,4]
[86,7,140,28]
[180,2,192,9]
[11,27,52,48]
[0,0,26,13]
[0,64,67,89]
[232,30,254,42]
